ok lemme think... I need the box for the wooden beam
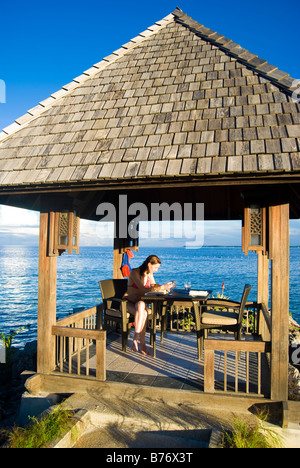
[204,339,271,353]
[37,212,57,374]
[113,236,123,279]
[269,203,289,401]
[257,251,270,338]
[257,251,269,305]
[52,326,105,341]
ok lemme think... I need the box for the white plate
[189,290,209,296]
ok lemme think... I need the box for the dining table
[142,288,212,357]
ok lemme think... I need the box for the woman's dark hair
[139,255,161,276]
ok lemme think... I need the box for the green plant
[222,413,284,448]
[0,325,30,349]
[8,405,76,449]
[179,312,195,330]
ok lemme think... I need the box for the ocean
[0,245,299,348]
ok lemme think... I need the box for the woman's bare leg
[139,317,150,355]
[128,301,150,355]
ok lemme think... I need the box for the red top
[132,275,151,289]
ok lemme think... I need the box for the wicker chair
[194,284,252,359]
[99,279,134,352]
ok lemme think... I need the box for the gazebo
[0,8,299,410]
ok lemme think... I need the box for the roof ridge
[172,8,298,95]
[0,12,175,143]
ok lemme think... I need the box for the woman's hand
[151,281,175,292]
[162,281,175,291]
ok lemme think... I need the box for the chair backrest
[238,284,252,323]
[99,279,128,302]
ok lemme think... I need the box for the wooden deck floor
[80,330,270,396]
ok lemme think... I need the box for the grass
[222,413,284,448]
[7,406,76,448]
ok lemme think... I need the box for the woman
[123,255,175,355]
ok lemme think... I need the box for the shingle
[290,153,300,170]
[200,131,214,143]
[137,160,154,176]
[281,138,298,152]
[274,153,291,171]
[180,158,197,174]
[204,141,219,156]
[152,159,168,176]
[243,155,258,172]
[251,140,265,154]
[258,154,274,171]
[98,163,115,178]
[162,145,178,159]
[166,159,182,175]
[58,166,76,181]
[286,125,300,138]
[124,161,140,177]
[211,156,227,173]
[265,139,281,154]
[227,156,242,172]
[196,157,212,174]
[220,142,234,156]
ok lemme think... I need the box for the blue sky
[0,0,299,246]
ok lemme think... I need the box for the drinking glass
[169,281,175,294]
[184,281,191,293]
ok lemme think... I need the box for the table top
[143,288,212,301]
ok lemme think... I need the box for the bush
[8,406,76,449]
[222,414,284,449]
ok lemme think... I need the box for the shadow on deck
[59,330,270,397]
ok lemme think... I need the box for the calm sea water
[0,245,299,347]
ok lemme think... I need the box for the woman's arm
[129,269,151,294]
[150,273,175,292]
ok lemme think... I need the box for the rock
[288,363,300,401]
[0,341,37,428]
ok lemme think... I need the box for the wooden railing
[52,305,106,380]
[204,339,271,395]
[54,305,101,329]
[203,302,272,396]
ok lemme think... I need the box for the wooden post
[269,203,289,401]
[37,212,57,374]
[257,251,269,338]
[113,236,123,279]
[204,348,215,393]
[257,251,269,306]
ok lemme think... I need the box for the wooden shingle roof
[0,7,299,190]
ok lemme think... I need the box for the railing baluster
[86,342,89,376]
[59,336,63,373]
[258,351,261,395]
[235,351,238,392]
[77,338,81,375]
[68,337,72,374]
[204,339,271,396]
[224,350,227,392]
[246,351,249,394]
